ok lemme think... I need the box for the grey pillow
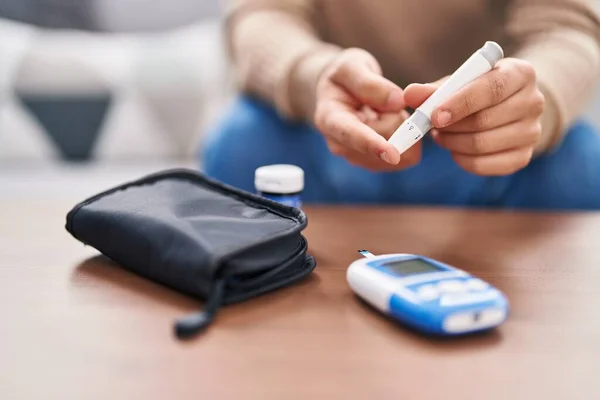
[0,0,97,30]
[0,0,221,31]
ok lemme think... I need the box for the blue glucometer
[347,250,509,335]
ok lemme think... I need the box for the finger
[367,111,406,139]
[403,83,438,111]
[434,119,542,155]
[452,146,534,176]
[432,58,534,128]
[356,110,367,123]
[428,76,449,87]
[358,105,379,123]
[330,139,422,171]
[315,101,401,164]
[327,138,391,170]
[403,76,449,110]
[441,86,545,133]
[330,62,404,112]
[344,153,407,172]
[395,138,422,166]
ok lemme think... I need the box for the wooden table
[2,198,600,399]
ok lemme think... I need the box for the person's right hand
[313,48,422,171]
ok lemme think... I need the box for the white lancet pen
[388,41,504,155]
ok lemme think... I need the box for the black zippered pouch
[65,168,316,339]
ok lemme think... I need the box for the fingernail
[386,89,404,109]
[437,111,451,127]
[379,151,392,164]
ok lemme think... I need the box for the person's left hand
[404,58,545,176]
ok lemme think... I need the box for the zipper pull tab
[174,277,226,339]
[174,311,214,338]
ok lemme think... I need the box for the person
[201,0,600,210]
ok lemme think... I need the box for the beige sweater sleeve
[507,0,600,152]
[224,0,341,121]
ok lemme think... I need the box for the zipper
[174,276,227,339]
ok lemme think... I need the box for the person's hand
[313,48,421,171]
[404,58,545,176]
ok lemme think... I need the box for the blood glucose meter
[347,250,508,335]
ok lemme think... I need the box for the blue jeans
[200,96,600,210]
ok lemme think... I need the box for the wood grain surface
[2,202,600,400]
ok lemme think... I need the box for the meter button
[437,280,466,293]
[416,284,439,301]
[466,279,489,291]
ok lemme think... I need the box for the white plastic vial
[254,164,304,208]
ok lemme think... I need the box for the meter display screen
[382,258,442,275]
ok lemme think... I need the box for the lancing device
[388,41,504,155]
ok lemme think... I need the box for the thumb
[403,76,448,110]
[330,56,404,112]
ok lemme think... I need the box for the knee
[533,120,600,209]
[199,96,319,191]
[202,97,275,163]
[558,120,600,177]
[200,97,275,190]
[567,122,600,207]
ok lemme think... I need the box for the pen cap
[255,164,304,194]
[479,41,504,67]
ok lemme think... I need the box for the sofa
[1,1,599,166]
[0,1,231,164]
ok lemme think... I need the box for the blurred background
[0,0,599,198]
[0,0,228,164]
[0,0,231,198]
